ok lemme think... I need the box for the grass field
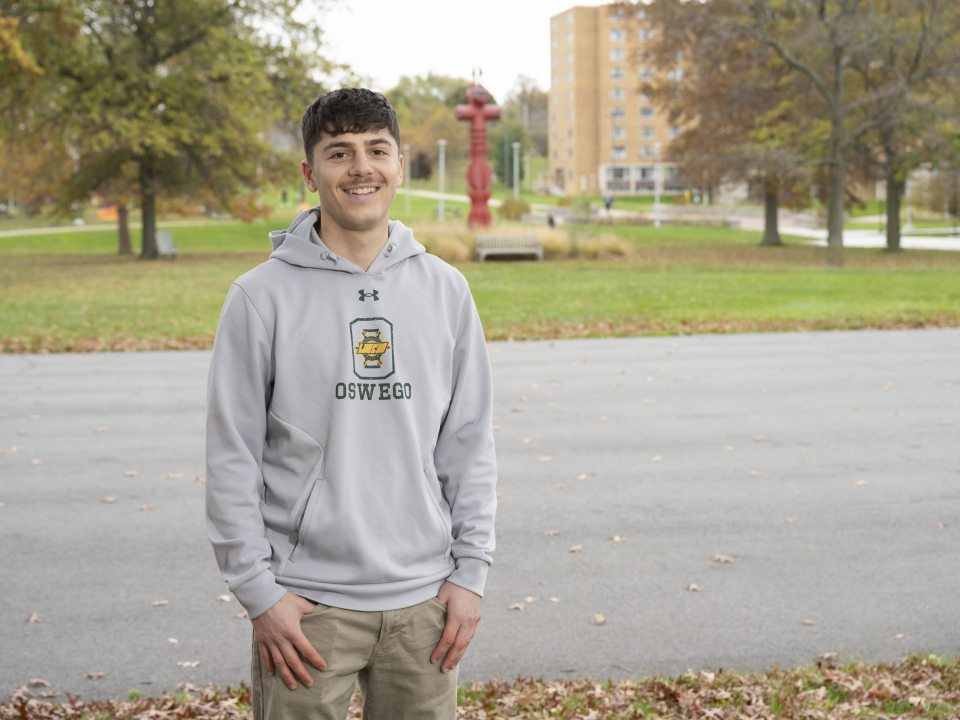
[1,202,959,352]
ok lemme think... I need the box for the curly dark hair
[301,88,401,163]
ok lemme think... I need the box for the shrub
[497,199,531,221]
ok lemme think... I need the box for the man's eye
[372,149,387,156]
[332,152,348,159]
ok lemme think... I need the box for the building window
[567,70,573,83]
[639,67,653,81]
[640,28,654,41]
[640,146,654,158]
[641,126,655,139]
[567,128,573,138]
[612,126,626,140]
[640,106,654,118]
[611,107,626,119]
[610,48,625,62]
[567,108,574,120]
[567,12,573,24]
[667,68,684,82]
[567,31,573,43]
[567,51,574,64]
[611,146,627,160]
[610,88,625,100]
[609,28,625,42]
[610,67,625,80]
[567,90,574,103]
[636,8,647,20]
[669,126,681,139]
[567,149,573,159]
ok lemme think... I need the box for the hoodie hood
[268,207,425,275]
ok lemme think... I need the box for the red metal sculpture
[456,73,501,227]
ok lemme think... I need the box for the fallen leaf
[16,429,27,436]
[521,437,533,444]
[510,408,523,413]
[882,383,893,391]
[598,416,608,422]
[167,638,179,645]
[725,445,736,452]
[749,469,761,476]
[855,479,869,487]
[152,600,170,607]
[895,633,905,640]
[29,458,43,465]
[508,603,526,611]
[138,504,153,512]
[0,502,5,508]
[801,619,816,626]
[786,516,796,523]
[194,475,205,484]
[96,425,110,433]
[710,554,734,565]
[26,613,41,623]
[519,395,528,402]
[567,544,584,554]
[166,472,184,480]
[176,661,200,668]
[27,679,50,688]
[934,522,949,529]
[609,535,625,543]
[754,434,766,442]
[643,398,656,405]
[524,596,538,604]
[686,583,702,592]
[576,473,589,480]
[593,614,606,625]
[28,414,41,420]
[538,455,552,463]
[816,652,838,669]
[86,672,105,680]
[101,496,118,504]
[942,419,954,426]
[217,594,232,603]
[544,529,560,537]
[234,611,248,619]
[36,690,61,699]
[650,455,663,463]
[549,596,560,603]
[124,470,138,477]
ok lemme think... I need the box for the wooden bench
[475,234,543,262]
[157,230,178,258]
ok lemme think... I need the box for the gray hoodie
[205,208,497,618]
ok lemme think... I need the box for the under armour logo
[358,289,379,302]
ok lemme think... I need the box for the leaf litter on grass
[4,654,958,719]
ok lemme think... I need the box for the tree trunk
[825,49,845,267]
[885,173,904,253]
[139,157,158,259]
[117,203,132,256]
[759,177,783,247]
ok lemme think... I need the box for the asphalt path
[1,330,958,701]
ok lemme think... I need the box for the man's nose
[349,152,373,176]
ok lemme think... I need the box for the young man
[205,88,497,719]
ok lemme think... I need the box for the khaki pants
[252,597,458,720]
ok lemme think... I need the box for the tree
[847,2,960,252]
[488,76,547,190]
[642,0,816,247]
[1,0,326,258]
[387,74,472,190]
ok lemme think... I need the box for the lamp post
[438,139,447,221]
[403,143,411,215]
[511,141,521,201]
[653,141,662,228]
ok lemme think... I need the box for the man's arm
[205,284,326,688]
[430,282,497,672]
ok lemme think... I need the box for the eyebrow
[321,137,393,153]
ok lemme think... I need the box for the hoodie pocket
[287,474,324,563]
[422,458,452,553]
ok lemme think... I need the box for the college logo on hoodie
[350,317,395,379]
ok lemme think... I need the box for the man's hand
[251,592,328,690]
[430,581,482,673]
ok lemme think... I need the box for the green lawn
[2,211,959,352]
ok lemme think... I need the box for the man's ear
[398,151,405,185]
[301,159,317,193]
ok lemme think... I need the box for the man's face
[301,127,404,237]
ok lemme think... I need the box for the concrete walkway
[1,331,958,701]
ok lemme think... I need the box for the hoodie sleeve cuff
[446,557,490,598]
[233,569,287,619]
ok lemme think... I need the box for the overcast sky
[316,0,606,101]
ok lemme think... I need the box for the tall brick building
[548,3,683,195]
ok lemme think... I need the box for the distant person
[205,88,497,719]
[603,194,614,216]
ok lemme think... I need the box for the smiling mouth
[345,186,380,195]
